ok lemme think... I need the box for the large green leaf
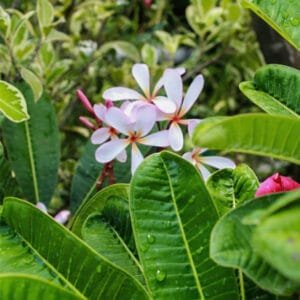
[0,274,81,300]
[240,65,300,117]
[253,205,300,283]
[70,141,131,213]
[130,151,239,299]
[2,84,60,205]
[0,80,29,122]
[1,197,149,299]
[241,0,300,50]
[210,192,300,295]
[192,114,300,165]
[71,184,145,285]
[207,164,259,216]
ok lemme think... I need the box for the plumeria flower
[95,105,169,174]
[36,202,71,225]
[91,103,127,163]
[255,173,300,197]
[159,69,204,151]
[103,64,185,114]
[183,148,236,181]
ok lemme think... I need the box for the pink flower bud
[54,210,71,224]
[255,173,300,197]
[36,202,48,213]
[144,0,152,7]
[79,116,96,130]
[105,100,114,108]
[76,89,94,115]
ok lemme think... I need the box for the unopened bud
[79,116,96,130]
[77,89,94,115]
[54,210,71,224]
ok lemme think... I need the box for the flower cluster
[78,64,235,179]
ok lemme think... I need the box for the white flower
[159,69,204,151]
[103,63,185,114]
[183,148,236,181]
[95,105,169,174]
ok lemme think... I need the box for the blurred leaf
[0,6,10,37]
[141,44,158,66]
[241,0,300,50]
[193,114,300,165]
[207,164,259,216]
[98,41,140,62]
[37,0,54,28]
[3,84,60,205]
[0,81,29,122]
[20,68,43,102]
[210,191,300,295]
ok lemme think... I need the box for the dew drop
[147,234,155,244]
[290,17,300,26]
[155,269,166,282]
[140,244,149,253]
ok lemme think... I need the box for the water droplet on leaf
[155,269,166,282]
[147,234,155,244]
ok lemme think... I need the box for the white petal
[54,210,71,224]
[201,156,236,170]
[139,130,169,147]
[95,139,129,163]
[198,164,211,181]
[153,67,185,96]
[91,127,110,144]
[163,69,183,108]
[103,87,144,101]
[131,143,144,174]
[187,119,202,137]
[169,122,184,151]
[134,105,156,136]
[181,74,204,115]
[154,96,177,114]
[105,107,132,135]
[132,64,150,97]
[116,149,127,163]
[36,202,48,213]
[93,104,107,121]
[182,152,194,164]
[124,101,150,122]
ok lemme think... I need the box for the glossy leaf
[0,80,29,122]
[240,65,300,117]
[210,192,300,295]
[3,84,60,204]
[253,206,300,283]
[130,151,239,299]
[192,114,300,165]
[0,274,81,300]
[71,184,144,285]
[241,0,300,50]
[207,164,259,216]
[1,197,149,299]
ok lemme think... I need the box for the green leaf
[207,164,259,216]
[253,205,300,283]
[192,114,300,165]
[98,41,140,62]
[241,0,300,50]
[1,197,149,299]
[37,0,54,28]
[210,192,300,295]
[20,68,43,102]
[141,44,158,67]
[71,184,145,286]
[240,65,300,117]
[0,81,29,122]
[2,84,60,205]
[0,274,81,300]
[0,6,10,37]
[130,151,239,299]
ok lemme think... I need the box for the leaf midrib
[161,157,204,299]
[24,121,39,202]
